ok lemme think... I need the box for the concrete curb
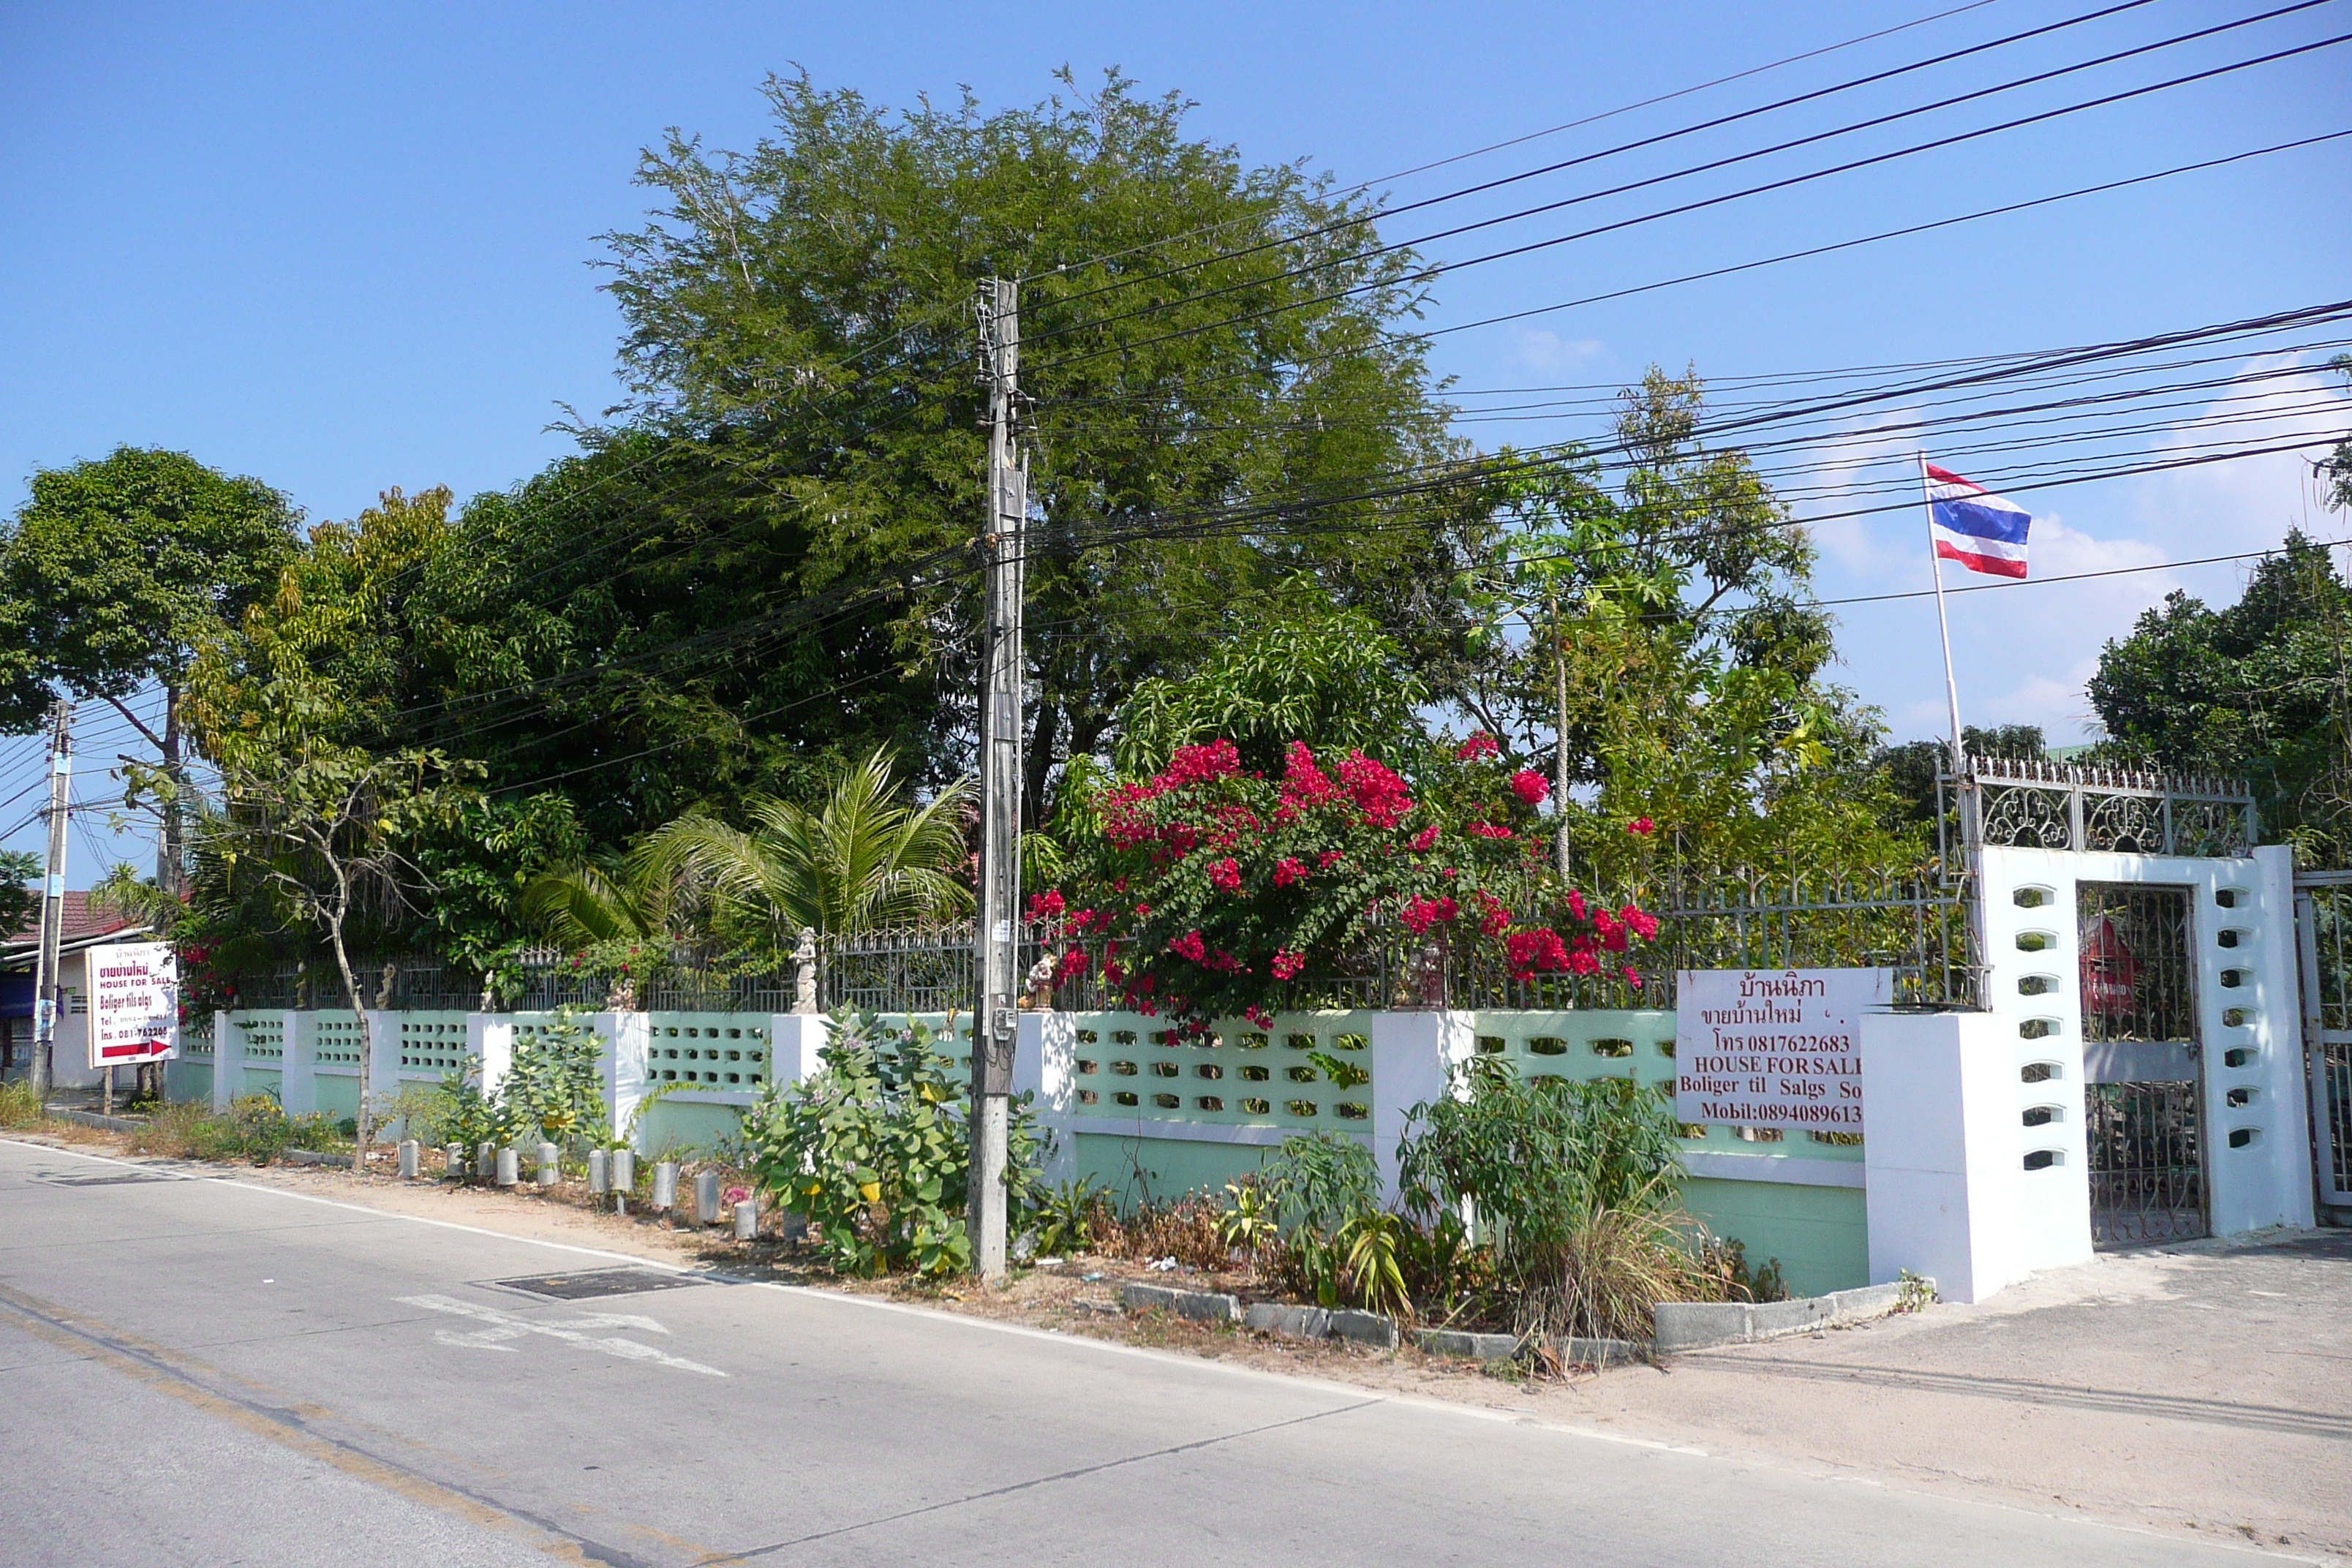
[1651,1278,1931,1354]
[1414,1327,1523,1361]
[50,1109,148,1133]
[1120,1282,1240,1323]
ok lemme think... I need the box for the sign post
[86,943,180,1073]
[1675,968,1891,1134]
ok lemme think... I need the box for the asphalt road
[0,1137,2288,1567]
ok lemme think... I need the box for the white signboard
[1674,968,1890,1132]
[86,943,179,1068]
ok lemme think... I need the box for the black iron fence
[211,872,1978,1018]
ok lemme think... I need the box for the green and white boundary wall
[165,842,2315,1305]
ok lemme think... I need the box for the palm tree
[519,852,680,949]
[641,747,974,947]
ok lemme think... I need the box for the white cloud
[1513,329,1605,372]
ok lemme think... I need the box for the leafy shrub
[1394,1066,1744,1339]
[131,1095,344,1165]
[0,1080,45,1128]
[497,1014,611,1152]
[741,1009,1049,1278]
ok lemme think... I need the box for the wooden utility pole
[970,276,1026,1279]
[30,701,71,1110]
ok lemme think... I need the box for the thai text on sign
[1673,968,1891,1130]
[86,942,179,1068]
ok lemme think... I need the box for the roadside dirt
[15,1121,2349,1558]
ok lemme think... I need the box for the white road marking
[398,1294,725,1377]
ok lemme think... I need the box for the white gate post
[602,1011,651,1150]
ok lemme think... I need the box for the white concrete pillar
[768,1012,833,1089]
[1369,1011,1476,1205]
[281,1011,317,1115]
[1860,1009,2047,1303]
[212,1010,241,1110]
[475,1015,515,1101]
[1016,1010,1076,1188]
[596,1011,651,1149]
[366,1009,402,1123]
[2212,846,2315,1232]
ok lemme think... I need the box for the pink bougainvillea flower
[723,1186,750,1206]
[1338,750,1414,828]
[1168,930,1207,962]
[1270,948,1305,979]
[1455,731,1499,761]
[1025,889,1066,921]
[1509,769,1551,806]
[1273,856,1308,887]
[1620,903,1659,941]
[1054,949,1090,984]
[1467,821,1515,840]
[1505,926,1570,979]
[1567,888,1587,921]
[1209,856,1242,892]
[1318,848,1344,869]
[1623,965,1643,987]
[1474,889,1512,937]
[1164,739,1243,783]
[1410,823,1441,852]
[1280,742,1340,806]
[1627,816,1656,836]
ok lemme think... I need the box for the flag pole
[1921,452,1966,773]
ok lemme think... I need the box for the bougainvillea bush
[1042,735,1656,1032]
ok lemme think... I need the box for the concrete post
[734,1199,758,1240]
[496,1147,519,1187]
[1014,1010,1077,1188]
[768,1013,832,1094]
[446,1145,467,1182]
[1859,1009,2038,1303]
[1369,1011,1477,1205]
[693,1170,720,1227]
[611,1148,635,1194]
[476,1141,495,1180]
[281,1011,317,1116]
[652,1161,677,1211]
[588,1148,610,1195]
[476,1017,516,1102]
[535,1141,559,1186]
[396,1139,420,1178]
[596,1011,651,1152]
[212,1010,241,1111]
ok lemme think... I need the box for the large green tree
[596,69,1482,821]
[0,446,301,883]
[2088,531,2352,862]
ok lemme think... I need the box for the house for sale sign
[86,943,179,1068]
[1673,968,1890,1131]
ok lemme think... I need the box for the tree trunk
[324,908,374,1178]
[1552,595,1571,883]
[1023,699,1060,832]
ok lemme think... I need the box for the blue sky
[3,0,2347,881]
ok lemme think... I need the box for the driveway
[1561,1229,2352,1556]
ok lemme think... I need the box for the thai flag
[1925,461,2031,578]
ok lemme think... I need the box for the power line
[1026,0,2184,321]
[1033,26,2352,374]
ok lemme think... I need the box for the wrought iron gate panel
[2085,1081,2206,1245]
[2078,881,2206,1245]
[2295,873,2352,1207]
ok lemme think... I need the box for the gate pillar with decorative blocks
[1978,841,2313,1244]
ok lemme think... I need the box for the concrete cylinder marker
[446,1145,467,1181]
[733,1198,758,1241]
[396,1139,420,1179]
[611,1148,634,1192]
[652,1161,677,1212]
[496,1147,519,1187]
[693,1171,720,1229]
[477,1142,495,1180]
[587,1148,609,1195]
[536,1142,559,1186]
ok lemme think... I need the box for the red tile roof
[4,892,143,948]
